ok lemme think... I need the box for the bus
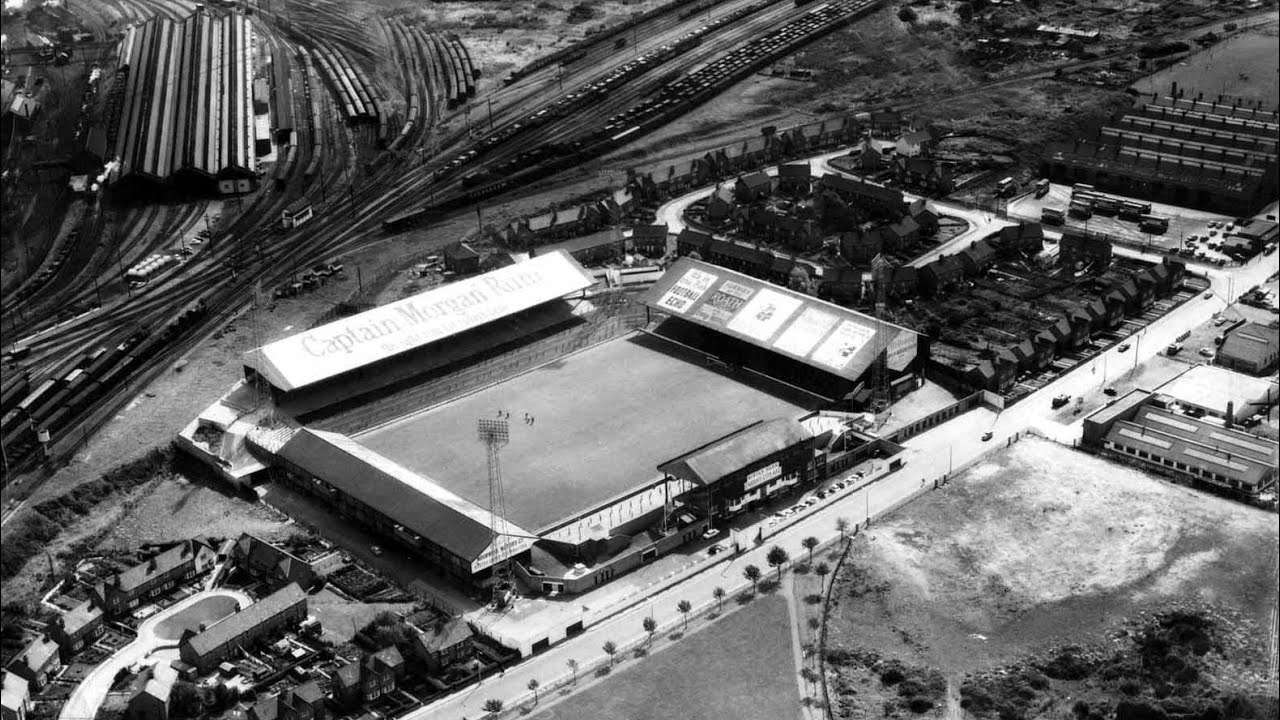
[1034,179,1051,198]
[1140,215,1169,234]
[1071,183,1095,196]
[1092,197,1121,216]
[1041,207,1066,225]
[996,177,1015,197]
[1068,200,1093,219]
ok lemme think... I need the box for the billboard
[654,266,719,314]
[726,288,803,341]
[246,251,595,391]
[811,320,877,371]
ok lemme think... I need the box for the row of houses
[838,207,941,264]
[953,259,1187,391]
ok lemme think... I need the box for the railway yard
[1,0,1277,718]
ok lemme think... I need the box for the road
[57,589,251,720]
[410,161,1280,719]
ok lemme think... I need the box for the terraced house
[178,584,307,672]
[93,540,216,616]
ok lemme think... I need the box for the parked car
[1199,347,1214,358]
[1104,387,1118,396]
[1118,343,1131,352]
[369,545,384,556]
[701,528,720,539]
[1203,291,1213,299]
[981,431,994,441]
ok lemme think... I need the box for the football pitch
[356,333,815,532]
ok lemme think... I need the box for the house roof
[182,584,306,659]
[900,129,933,146]
[370,646,404,668]
[658,419,812,486]
[643,257,918,381]
[1219,322,1279,368]
[778,163,811,178]
[333,662,361,689]
[233,534,313,587]
[277,429,523,563]
[141,677,172,704]
[631,224,669,240]
[413,619,474,654]
[13,637,59,674]
[818,174,903,206]
[242,251,595,392]
[116,540,206,594]
[1,672,29,712]
[537,230,622,257]
[443,242,480,261]
[61,601,103,636]
[738,172,772,190]
[291,680,324,705]
[962,240,996,266]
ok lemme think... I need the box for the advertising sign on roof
[246,251,594,392]
[654,267,718,314]
[772,307,839,358]
[727,288,803,341]
[810,320,876,370]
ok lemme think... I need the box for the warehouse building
[113,10,258,194]
[1082,390,1278,497]
[1042,87,1279,214]
[1215,321,1280,376]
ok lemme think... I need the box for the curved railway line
[1,0,884,484]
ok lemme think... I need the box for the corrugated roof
[1219,322,1278,368]
[183,584,306,659]
[243,251,594,392]
[658,419,812,486]
[642,258,917,383]
[1103,406,1278,487]
[278,429,531,562]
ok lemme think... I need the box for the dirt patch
[306,588,416,645]
[822,438,1278,718]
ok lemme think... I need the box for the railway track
[0,0,880,485]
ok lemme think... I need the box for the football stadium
[180,252,919,596]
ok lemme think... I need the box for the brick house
[629,224,669,257]
[734,172,773,203]
[332,647,404,709]
[231,534,316,592]
[919,255,965,296]
[178,584,307,672]
[1058,230,1112,268]
[776,163,812,195]
[5,638,60,692]
[126,677,171,720]
[93,540,216,616]
[958,240,997,276]
[1,672,29,720]
[49,602,104,661]
[410,619,474,674]
[995,223,1045,256]
[248,681,326,720]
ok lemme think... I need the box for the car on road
[701,528,720,539]
[1199,347,1215,358]
[981,431,994,442]
[1118,343,1131,352]
[1104,387,1118,396]
[369,545,383,556]
[707,543,725,556]
[1204,291,1213,299]
[804,497,819,506]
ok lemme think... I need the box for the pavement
[400,152,1280,719]
[58,589,251,720]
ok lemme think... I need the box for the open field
[1133,22,1280,104]
[529,594,800,720]
[822,438,1278,718]
[357,332,815,532]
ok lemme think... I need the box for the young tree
[897,6,917,22]
[603,640,618,665]
[713,586,726,613]
[483,698,504,716]
[835,517,850,543]
[767,545,790,580]
[802,536,819,563]
[527,679,540,706]
[743,564,762,592]
[643,616,657,649]
[566,658,579,685]
[169,682,202,719]
[956,1,974,22]
[815,562,831,591]
[677,599,692,631]
[800,666,819,687]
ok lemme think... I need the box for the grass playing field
[529,594,801,720]
[356,333,815,532]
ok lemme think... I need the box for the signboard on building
[743,461,783,492]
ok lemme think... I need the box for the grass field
[1134,24,1280,104]
[357,334,814,531]
[529,594,801,720]
[153,595,241,641]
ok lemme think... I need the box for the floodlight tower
[477,419,514,607]
[869,254,893,420]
